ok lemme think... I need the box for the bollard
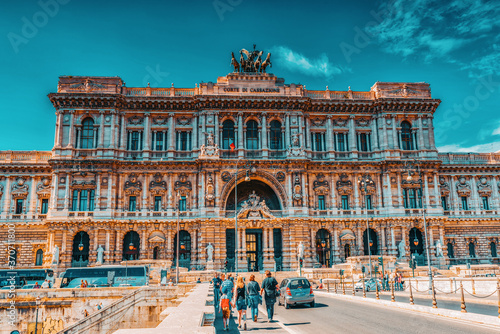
[375,279,380,300]
[362,278,366,298]
[432,280,438,309]
[450,278,453,294]
[352,275,355,296]
[409,280,414,305]
[342,278,346,295]
[327,281,330,293]
[391,281,395,302]
[335,281,337,294]
[460,282,467,313]
[472,278,476,295]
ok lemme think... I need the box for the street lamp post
[406,160,433,293]
[358,176,372,278]
[234,160,252,274]
[321,239,326,267]
[34,296,40,334]
[175,191,180,284]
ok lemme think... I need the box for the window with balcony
[71,189,95,211]
[311,132,325,151]
[128,131,142,151]
[403,188,422,209]
[461,196,469,210]
[222,120,235,150]
[357,133,371,152]
[80,117,95,149]
[129,196,137,211]
[336,133,348,152]
[270,120,282,150]
[341,195,349,210]
[246,120,259,150]
[41,198,48,214]
[179,196,187,212]
[318,195,325,210]
[154,196,162,211]
[441,196,448,210]
[176,131,192,151]
[482,196,490,210]
[401,121,414,150]
[15,199,23,214]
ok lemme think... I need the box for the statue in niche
[96,245,104,264]
[435,240,444,258]
[398,240,406,259]
[51,245,59,265]
[206,243,214,262]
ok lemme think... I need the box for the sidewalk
[213,304,288,333]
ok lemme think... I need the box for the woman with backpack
[261,270,279,322]
[246,274,261,322]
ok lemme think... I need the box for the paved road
[264,295,499,334]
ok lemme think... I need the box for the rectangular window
[341,195,349,210]
[179,196,187,212]
[358,133,370,152]
[482,196,489,210]
[79,189,88,211]
[155,132,164,151]
[129,131,141,151]
[312,133,325,151]
[154,196,162,211]
[71,190,78,211]
[441,196,448,210]
[129,196,137,211]
[41,198,49,214]
[337,133,345,152]
[178,131,191,151]
[366,195,372,210]
[15,199,23,214]
[461,196,468,210]
[318,195,325,210]
[88,189,95,211]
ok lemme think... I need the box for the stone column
[331,174,337,210]
[67,111,75,148]
[98,112,105,149]
[141,229,147,259]
[50,174,59,211]
[168,113,175,153]
[105,230,110,262]
[327,115,334,159]
[263,227,269,267]
[54,112,62,147]
[192,229,198,267]
[192,113,198,151]
[29,177,37,215]
[470,176,480,214]
[214,112,219,149]
[310,228,316,265]
[116,230,123,262]
[285,113,290,149]
[237,112,244,158]
[348,116,356,151]
[429,226,435,259]
[142,173,149,213]
[401,226,407,258]
[418,116,425,150]
[424,173,431,208]
[392,115,398,149]
[433,174,440,208]
[333,228,340,263]
[396,173,402,208]
[2,177,10,216]
[428,116,436,149]
[353,173,360,210]
[305,116,311,150]
[371,117,379,151]
[261,112,268,157]
[380,226,386,255]
[381,115,388,150]
[356,227,363,256]
[390,227,396,255]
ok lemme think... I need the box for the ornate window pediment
[36,177,52,199]
[359,174,376,194]
[477,177,492,196]
[336,173,352,195]
[313,173,330,195]
[124,173,142,196]
[11,177,29,199]
[174,173,192,196]
[439,177,450,196]
[401,174,421,189]
[71,180,96,189]
[456,176,471,197]
[149,173,167,195]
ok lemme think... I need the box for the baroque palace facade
[1,48,499,273]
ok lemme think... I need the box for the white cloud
[437,141,500,153]
[270,46,347,78]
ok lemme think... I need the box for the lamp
[406,172,413,182]
[369,240,373,247]
[321,240,326,248]
[34,296,41,334]
[78,231,84,251]
[245,170,251,182]
[129,242,135,251]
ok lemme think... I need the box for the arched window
[123,231,140,261]
[246,120,259,150]
[401,121,413,150]
[80,118,95,149]
[491,242,497,258]
[270,120,282,150]
[174,230,191,268]
[35,249,43,266]
[222,120,235,150]
[363,228,378,255]
[72,231,90,267]
[315,229,331,267]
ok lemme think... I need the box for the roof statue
[231,45,272,73]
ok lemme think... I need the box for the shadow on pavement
[287,303,328,309]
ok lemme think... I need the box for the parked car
[354,278,382,292]
[278,277,315,309]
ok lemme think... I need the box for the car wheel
[310,301,315,308]
[278,296,281,306]
[366,286,370,292]
[285,299,290,309]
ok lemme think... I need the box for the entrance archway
[123,231,140,260]
[363,228,378,255]
[225,179,281,211]
[409,228,424,255]
[72,231,90,267]
[316,229,331,267]
[174,230,191,268]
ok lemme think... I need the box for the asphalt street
[215,295,500,333]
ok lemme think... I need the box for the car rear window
[289,279,310,289]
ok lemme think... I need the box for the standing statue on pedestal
[435,240,444,258]
[51,245,60,265]
[96,245,104,264]
[206,242,214,262]
[397,240,406,259]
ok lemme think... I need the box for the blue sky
[1,0,499,152]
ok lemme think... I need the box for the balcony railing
[269,150,286,159]
[125,151,143,159]
[401,151,419,159]
[220,150,238,158]
[245,150,262,158]
[174,152,193,159]
[439,153,500,165]
[0,151,51,163]
[311,152,328,160]
[358,152,373,159]
[336,152,351,159]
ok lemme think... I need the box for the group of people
[212,270,279,331]
[32,279,52,289]
[379,272,405,291]
[80,279,89,288]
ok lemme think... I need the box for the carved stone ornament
[237,191,274,219]
[176,116,191,126]
[0,184,3,199]
[199,131,220,159]
[231,45,272,73]
[206,173,215,206]
[124,173,142,196]
[71,180,96,189]
[36,177,52,199]
[439,177,450,196]
[11,177,29,198]
[477,176,492,196]
[401,174,422,189]
[69,78,105,92]
[336,173,352,195]
[276,171,286,182]
[149,173,167,196]
[153,116,167,125]
[174,173,192,195]
[384,84,422,98]
[128,116,143,125]
[287,133,306,158]
[333,118,347,127]
[292,174,303,206]
[221,171,232,183]
[314,173,330,195]
[359,174,376,195]
[310,117,326,127]
[456,176,471,197]
[355,118,370,127]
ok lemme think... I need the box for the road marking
[257,304,301,334]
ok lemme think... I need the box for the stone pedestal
[207,260,214,271]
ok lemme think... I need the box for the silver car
[354,278,382,292]
[278,277,315,309]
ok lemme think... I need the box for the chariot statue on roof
[231,45,272,73]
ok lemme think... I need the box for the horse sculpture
[254,54,262,72]
[260,53,272,73]
[230,52,240,73]
[239,51,246,72]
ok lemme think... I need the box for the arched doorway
[363,228,378,255]
[153,246,160,260]
[225,179,281,211]
[316,229,331,267]
[72,231,90,267]
[174,230,191,269]
[35,249,43,266]
[409,228,424,255]
[123,231,140,260]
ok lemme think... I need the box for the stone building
[1,48,499,272]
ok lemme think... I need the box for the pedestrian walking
[212,273,222,311]
[261,270,279,322]
[221,274,234,302]
[220,292,234,331]
[234,276,248,330]
[246,274,261,322]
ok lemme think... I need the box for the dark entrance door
[246,229,263,272]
